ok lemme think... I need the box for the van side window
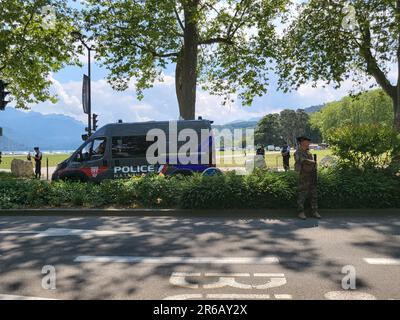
[112,136,154,159]
[91,138,107,160]
[74,138,106,162]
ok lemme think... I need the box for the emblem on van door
[81,166,108,178]
[91,167,99,178]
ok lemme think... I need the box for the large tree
[255,113,284,145]
[82,0,287,120]
[277,0,400,131]
[311,89,394,138]
[255,109,321,146]
[0,0,79,108]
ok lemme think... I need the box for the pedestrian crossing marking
[364,258,400,265]
[74,256,280,264]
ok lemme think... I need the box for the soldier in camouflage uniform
[294,136,321,220]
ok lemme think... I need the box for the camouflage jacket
[294,148,316,175]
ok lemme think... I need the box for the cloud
[32,73,264,126]
[295,75,380,105]
[196,90,264,122]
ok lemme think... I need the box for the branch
[174,4,185,31]
[227,0,251,38]
[227,0,246,36]
[199,37,234,45]
[113,25,179,58]
[359,22,396,99]
[131,41,179,58]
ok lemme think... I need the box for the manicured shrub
[326,124,400,169]
[0,168,399,210]
[318,168,400,209]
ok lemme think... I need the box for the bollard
[46,157,49,180]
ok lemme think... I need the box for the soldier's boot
[311,209,321,219]
[298,212,307,220]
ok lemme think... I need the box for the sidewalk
[1,207,399,218]
[0,167,57,180]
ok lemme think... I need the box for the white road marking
[74,256,280,264]
[364,258,400,265]
[0,228,126,238]
[169,272,287,290]
[274,294,293,299]
[0,294,56,300]
[35,228,126,237]
[207,294,271,300]
[0,231,40,234]
[163,293,292,300]
[170,273,202,289]
[163,294,203,300]
[204,273,250,277]
[203,277,253,290]
[324,291,377,300]
[254,273,285,277]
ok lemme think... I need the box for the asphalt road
[0,214,399,300]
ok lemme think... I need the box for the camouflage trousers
[297,174,318,213]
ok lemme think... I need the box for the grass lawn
[217,149,333,168]
[0,153,71,170]
[0,149,333,170]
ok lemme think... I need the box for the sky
[27,0,396,127]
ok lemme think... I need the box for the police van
[52,119,218,182]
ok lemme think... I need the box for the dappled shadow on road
[0,215,398,299]
[317,217,400,259]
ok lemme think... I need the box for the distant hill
[213,119,260,132]
[304,104,325,114]
[214,104,325,132]
[0,108,85,151]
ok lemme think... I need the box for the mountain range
[0,108,85,151]
[0,104,325,151]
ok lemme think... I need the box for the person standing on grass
[281,144,291,171]
[256,144,265,157]
[33,147,42,179]
[294,137,321,220]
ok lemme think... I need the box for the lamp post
[71,31,94,136]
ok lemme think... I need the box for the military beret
[297,136,311,143]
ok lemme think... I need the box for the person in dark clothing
[256,145,265,157]
[33,147,42,179]
[281,145,291,171]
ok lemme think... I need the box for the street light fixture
[71,31,95,136]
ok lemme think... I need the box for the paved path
[0,214,399,300]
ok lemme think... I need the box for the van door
[111,135,159,178]
[69,137,110,182]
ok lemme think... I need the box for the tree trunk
[394,93,400,132]
[175,1,199,120]
[395,0,400,132]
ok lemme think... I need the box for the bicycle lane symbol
[164,272,292,300]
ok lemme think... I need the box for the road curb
[0,208,399,218]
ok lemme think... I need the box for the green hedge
[0,169,400,209]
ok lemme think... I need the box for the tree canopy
[255,109,321,146]
[311,89,394,139]
[82,0,288,119]
[277,0,400,131]
[0,0,79,108]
